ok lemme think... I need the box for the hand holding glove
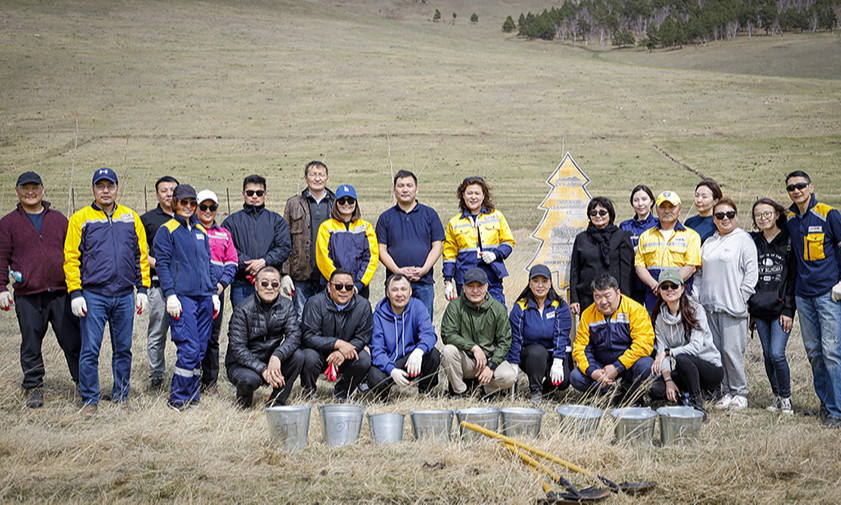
[135,293,148,315]
[390,368,411,387]
[832,281,841,303]
[444,282,456,301]
[0,291,12,311]
[550,358,565,386]
[481,251,497,264]
[212,294,220,319]
[281,275,295,297]
[405,348,424,377]
[166,295,182,319]
[71,297,87,318]
[324,363,338,382]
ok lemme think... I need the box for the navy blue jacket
[506,296,572,364]
[222,203,291,281]
[370,297,438,375]
[153,214,216,298]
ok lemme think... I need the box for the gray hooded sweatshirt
[654,297,722,372]
[694,227,758,318]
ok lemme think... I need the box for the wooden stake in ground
[68,114,78,215]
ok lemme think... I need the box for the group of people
[1,164,839,429]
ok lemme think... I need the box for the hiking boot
[447,383,467,399]
[201,383,218,396]
[689,393,708,422]
[530,391,542,406]
[235,392,253,410]
[80,403,98,418]
[714,393,734,410]
[149,377,164,393]
[729,395,748,411]
[766,396,781,412]
[779,397,794,415]
[822,416,841,429]
[25,388,44,409]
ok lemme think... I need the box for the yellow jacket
[315,218,379,290]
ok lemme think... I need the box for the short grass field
[1,0,841,503]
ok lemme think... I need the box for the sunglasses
[714,211,737,220]
[331,282,355,292]
[199,203,218,212]
[179,199,197,207]
[589,209,608,217]
[245,190,265,197]
[660,282,681,291]
[754,211,774,220]
[786,182,809,192]
[337,197,356,205]
[260,280,280,288]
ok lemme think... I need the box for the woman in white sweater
[694,197,758,411]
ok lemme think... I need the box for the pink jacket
[207,223,238,288]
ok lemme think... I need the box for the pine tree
[503,16,516,32]
[470,13,479,24]
[433,8,441,22]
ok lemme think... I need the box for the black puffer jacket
[748,229,796,320]
[221,203,291,281]
[301,291,373,354]
[225,293,301,373]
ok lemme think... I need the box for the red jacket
[0,201,69,295]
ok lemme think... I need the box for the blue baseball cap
[335,184,357,200]
[92,167,118,185]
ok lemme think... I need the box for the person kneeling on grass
[571,273,654,404]
[225,266,303,409]
[367,273,441,401]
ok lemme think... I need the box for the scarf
[587,223,618,267]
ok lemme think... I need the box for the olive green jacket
[441,292,511,369]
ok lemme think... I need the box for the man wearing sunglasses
[195,190,238,395]
[222,174,291,308]
[140,175,178,392]
[299,268,373,401]
[785,171,841,428]
[226,266,303,408]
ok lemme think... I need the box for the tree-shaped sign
[527,153,591,291]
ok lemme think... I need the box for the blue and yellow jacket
[786,195,841,298]
[572,295,654,376]
[506,296,572,365]
[153,214,217,298]
[315,218,379,292]
[443,208,515,287]
[64,202,150,298]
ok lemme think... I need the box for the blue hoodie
[370,296,438,375]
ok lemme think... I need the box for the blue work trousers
[169,295,214,407]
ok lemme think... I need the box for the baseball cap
[657,267,684,287]
[528,264,552,280]
[92,168,118,185]
[196,189,219,205]
[173,184,197,201]
[463,267,488,285]
[16,171,43,186]
[655,191,681,207]
[335,184,357,200]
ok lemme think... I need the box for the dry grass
[1,0,841,503]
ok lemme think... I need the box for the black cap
[463,267,488,285]
[173,184,197,201]
[16,171,43,187]
[528,264,552,280]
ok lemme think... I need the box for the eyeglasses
[714,211,736,220]
[786,182,809,192]
[179,199,197,207]
[245,190,265,197]
[331,282,355,292]
[660,282,681,291]
[753,211,774,220]
[589,209,608,217]
[199,203,218,212]
[337,197,356,205]
[260,280,280,288]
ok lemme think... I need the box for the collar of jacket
[460,291,492,312]
[173,213,200,228]
[90,201,118,217]
[788,194,818,217]
[376,296,413,321]
[656,219,686,231]
[521,296,561,311]
[304,187,335,202]
[460,206,489,219]
[15,200,52,215]
[243,203,266,214]
[326,293,358,312]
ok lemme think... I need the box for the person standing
[376,170,445,318]
[685,179,723,244]
[64,168,150,417]
[0,171,81,408]
[619,185,659,305]
[140,175,178,392]
[785,171,841,428]
[195,190,238,394]
[222,174,291,308]
[281,161,335,321]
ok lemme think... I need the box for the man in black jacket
[222,174,292,307]
[300,268,373,401]
[225,266,303,408]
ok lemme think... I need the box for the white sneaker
[715,393,734,410]
[729,395,748,411]
[779,397,794,415]
[766,396,781,412]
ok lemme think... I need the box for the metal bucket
[410,410,454,442]
[319,404,364,447]
[657,406,704,446]
[610,407,657,444]
[265,405,311,451]
[368,413,405,445]
[456,407,500,441]
[500,407,545,438]
[556,405,603,437]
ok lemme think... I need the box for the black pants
[366,348,441,400]
[520,344,572,394]
[200,293,224,387]
[649,354,723,400]
[15,291,81,389]
[226,349,304,406]
[299,347,371,399]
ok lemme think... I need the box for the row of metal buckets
[266,404,704,451]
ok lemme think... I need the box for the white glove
[405,348,424,377]
[481,251,497,264]
[550,358,565,386]
[281,275,295,297]
[71,297,87,317]
[135,293,148,315]
[390,368,411,387]
[832,281,841,303]
[166,295,182,319]
[212,294,220,318]
[445,282,456,301]
[0,291,12,311]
